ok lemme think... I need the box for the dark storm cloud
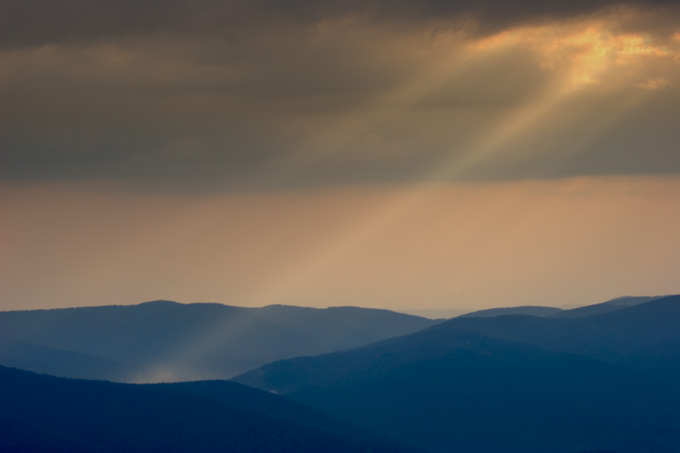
[2,0,678,48]
[2,0,680,189]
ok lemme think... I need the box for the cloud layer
[3,0,679,189]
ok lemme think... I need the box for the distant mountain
[234,295,680,453]
[458,296,664,319]
[459,305,562,318]
[396,308,468,319]
[0,301,439,382]
[422,295,680,364]
[551,295,662,318]
[0,335,132,381]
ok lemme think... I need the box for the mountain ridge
[0,365,418,452]
[233,295,680,452]
[0,300,440,382]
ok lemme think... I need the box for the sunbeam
[237,19,677,307]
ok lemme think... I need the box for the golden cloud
[468,15,678,92]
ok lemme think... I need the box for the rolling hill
[234,295,680,453]
[0,301,439,382]
[459,305,562,318]
[458,295,663,319]
[551,295,662,318]
[0,365,419,453]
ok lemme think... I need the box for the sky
[2,0,680,312]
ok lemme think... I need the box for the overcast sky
[2,0,679,311]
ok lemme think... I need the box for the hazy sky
[2,0,680,311]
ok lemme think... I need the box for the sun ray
[117,15,680,367]
[239,18,676,308]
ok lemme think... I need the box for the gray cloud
[3,0,678,48]
[2,0,680,190]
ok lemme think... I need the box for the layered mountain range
[0,365,417,453]
[2,295,679,452]
[0,301,438,382]
[234,295,680,452]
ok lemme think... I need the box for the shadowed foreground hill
[0,301,439,382]
[0,365,418,453]
[234,296,680,453]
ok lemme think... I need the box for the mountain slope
[551,295,662,318]
[0,335,132,381]
[421,295,680,363]
[458,295,663,320]
[459,305,562,318]
[234,296,680,452]
[0,301,439,382]
[0,365,418,453]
